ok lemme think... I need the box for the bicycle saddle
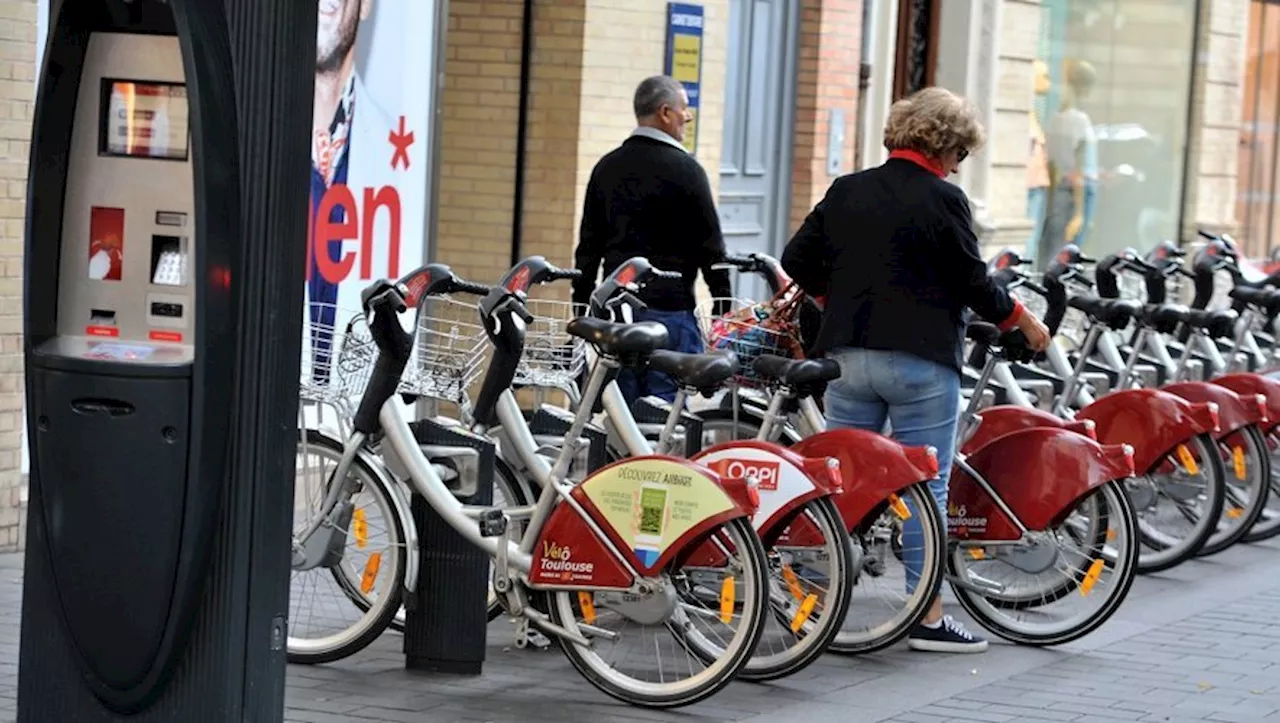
[565,317,668,356]
[753,355,841,388]
[1229,286,1280,314]
[1138,303,1189,334]
[1068,295,1141,328]
[1180,308,1238,339]
[648,350,738,392]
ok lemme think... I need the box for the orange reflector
[719,577,736,624]
[1233,446,1247,481]
[888,494,912,521]
[360,552,382,594]
[1080,558,1104,596]
[1176,444,1200,475]
[1227,508,1244,519]
[967,547,986,561]
[790,593,819,633]
[781,563,805,601]
[353,508,368,550]
[1106,528,1117,542]
[578,591,597,624]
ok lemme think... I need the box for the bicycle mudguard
[1076,388,1219,474]
[960,405,1095,456]
[692,440,842,548]
[528,455,756,589]
[1162,381,1264,437]
[791,429,937,532]
[950,427,1135,541]
[1213,373,1280,433]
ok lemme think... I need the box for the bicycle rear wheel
[1198,425,1270,555]
[1132,433,1226,573]
[950,479,1138,646]
[549,516,769,708]
[1243,425,1280,542]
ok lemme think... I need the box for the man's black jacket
[573,134,732,312]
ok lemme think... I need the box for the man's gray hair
[633,75,685,119]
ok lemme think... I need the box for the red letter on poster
[315,185,358,284]
[362,186,402,279]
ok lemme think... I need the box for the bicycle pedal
[479,509,508,538]
[862,556,887,577]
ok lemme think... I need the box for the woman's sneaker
[907,615,989,653]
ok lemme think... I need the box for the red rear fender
[1213,373,1280,432]
[692,440,841,545]
[793,428,934,532]
[1162,381,1261,437]
[951,427,1134,541]
[1077,388,1219,473]
[960,405,1077,455]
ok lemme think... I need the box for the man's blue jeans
[615,308,704,406]
[823,347,960,594]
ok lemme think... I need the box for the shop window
[1238,0,1280,262]
[1026,0,1197,267]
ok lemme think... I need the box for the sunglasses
[957,148,969,163]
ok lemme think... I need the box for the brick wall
[435,0,525,289]
[0,0,33,552]
[789,0,860,232]
[436,0,730,292]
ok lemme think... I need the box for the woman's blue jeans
[823,347,960,595]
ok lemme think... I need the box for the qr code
[640,506,663,536]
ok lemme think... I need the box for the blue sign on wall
[664,2,705,155]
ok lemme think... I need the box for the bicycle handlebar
[452,280,493,296]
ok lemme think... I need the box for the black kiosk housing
[18,0,314,720]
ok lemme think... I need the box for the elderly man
[572,75,732,405]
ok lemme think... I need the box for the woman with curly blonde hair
[782,86,1051,654]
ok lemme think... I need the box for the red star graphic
[389,115,414,171]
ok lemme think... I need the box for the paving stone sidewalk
[0,539,1277,723]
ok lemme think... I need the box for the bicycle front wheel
[290,428,408,664]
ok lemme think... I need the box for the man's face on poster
[317,0,370,73]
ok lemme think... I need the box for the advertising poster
[301,0,438,389]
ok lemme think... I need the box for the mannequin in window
[1025,59,1052,263]
[1041,59,1098,262]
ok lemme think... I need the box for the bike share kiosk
[19,1,296,720]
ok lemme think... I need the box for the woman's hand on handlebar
[1017,311,1052,352]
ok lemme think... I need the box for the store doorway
[718,0,799,302]
[893,0,939,100]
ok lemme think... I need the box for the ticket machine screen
[99,80,189,161]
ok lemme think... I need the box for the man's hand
[1017,312,1052,352]
[1065,214,1084,243]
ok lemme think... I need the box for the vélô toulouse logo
[540,541,595,581]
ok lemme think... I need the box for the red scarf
[889,149,946,178]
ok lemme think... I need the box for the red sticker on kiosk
[85,325,119,338]
[149,330,183,343]
[88,206,124,282]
